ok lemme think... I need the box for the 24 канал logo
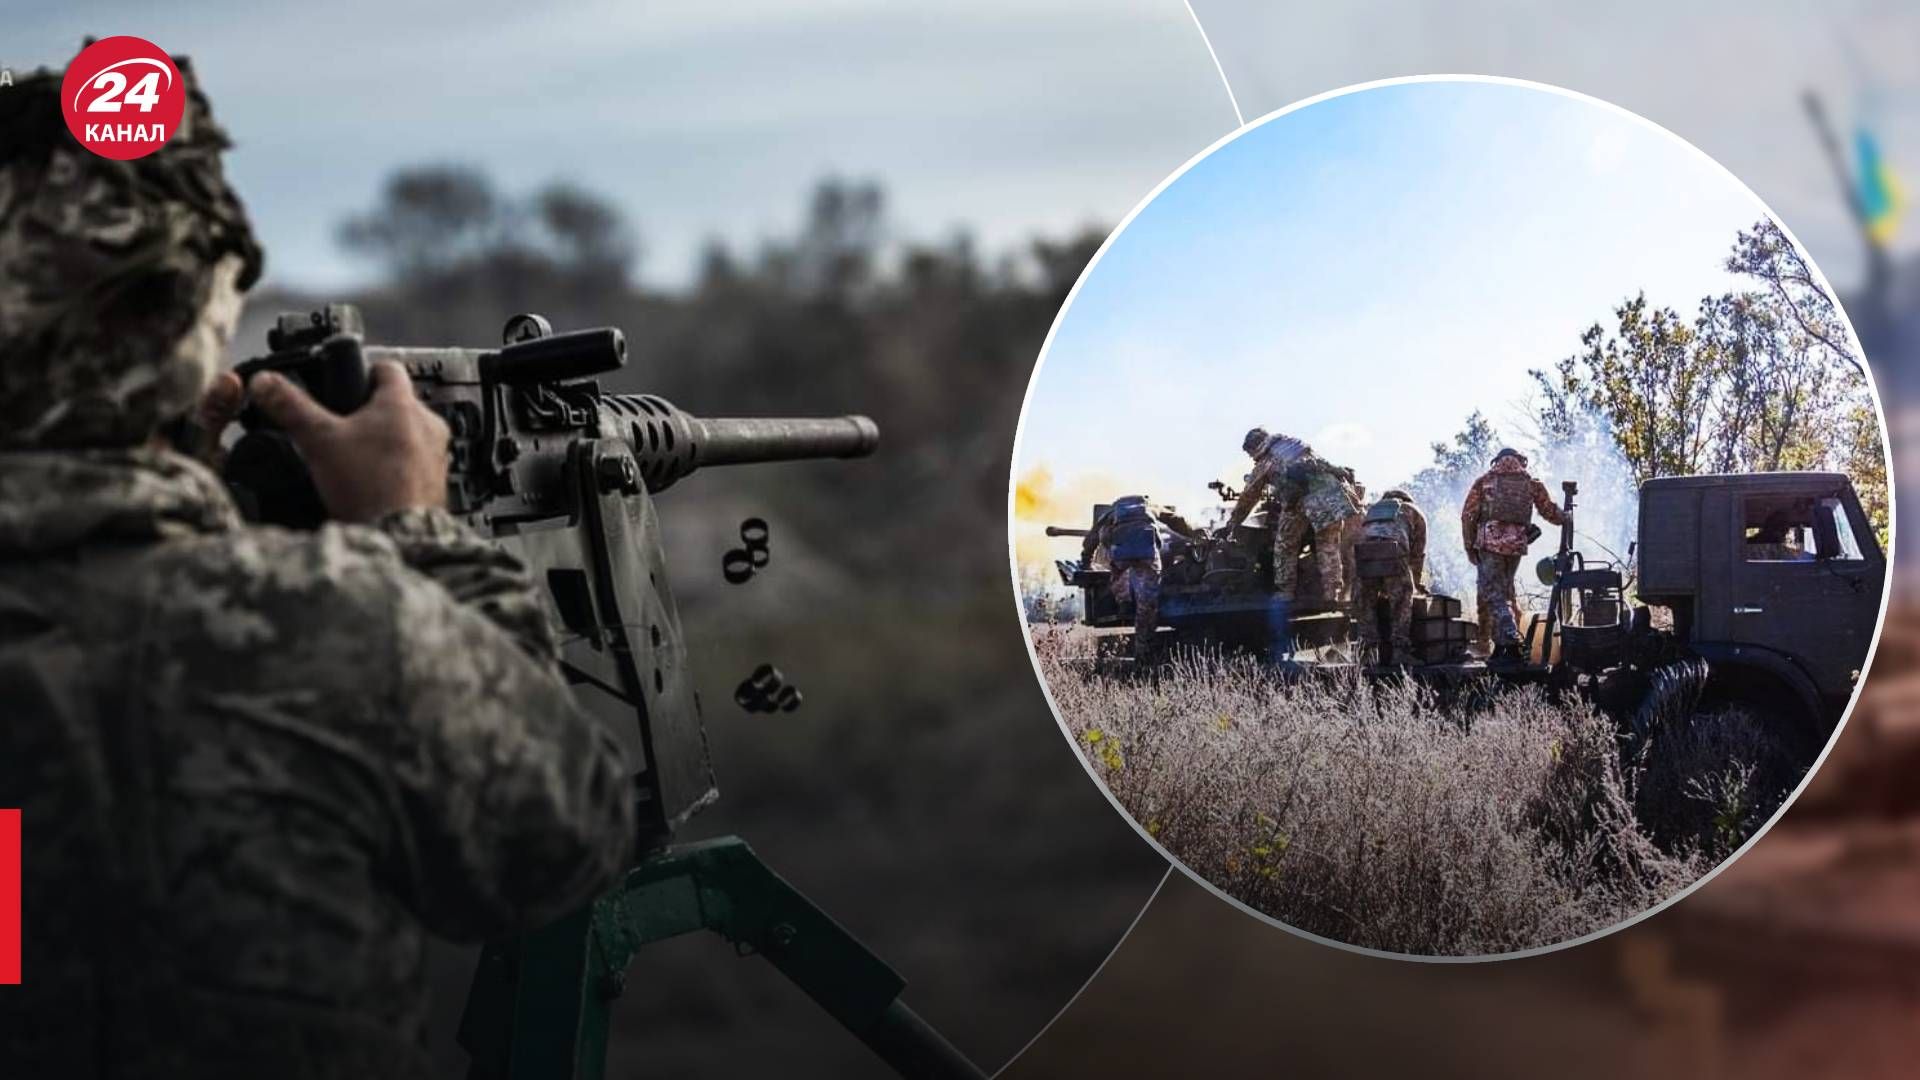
[60,36,184,161]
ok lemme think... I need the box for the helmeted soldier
[1349,489,1427,664]
[1217,428,1359,659]
[1218,428,1360,601]
[1461,448,1567,665]
[0,60,633,1078]
[1083,494,1182,661]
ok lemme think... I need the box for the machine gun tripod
[460,838,980,1080]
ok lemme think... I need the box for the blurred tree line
[303,164,1107,590]
[304,168,1159,1075]
[1529,219,1888,541]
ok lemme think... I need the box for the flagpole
[1803,89,1893,345]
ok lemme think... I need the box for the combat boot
[1487,642,1524,668]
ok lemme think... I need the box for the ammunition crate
[1412,594,1463,620]
[1412,639,1469,664]
[1412,616,1475,644]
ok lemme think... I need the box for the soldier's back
[1,452,466,1079]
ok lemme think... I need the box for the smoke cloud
[1012,463,1127,579]
[1409,408,1641,620]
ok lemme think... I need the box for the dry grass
[1034,631,1795,956]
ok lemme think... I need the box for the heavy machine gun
[224,305,981,1079]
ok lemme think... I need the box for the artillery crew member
[1350,490,1427,664]
[1217,428,1360,661]
[1083,494,1179,661]
[1461,448,1567,665]
[1218,428,1360,605]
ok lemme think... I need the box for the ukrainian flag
[1856,128,1906,247]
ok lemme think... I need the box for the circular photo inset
[1011,77,1893,959]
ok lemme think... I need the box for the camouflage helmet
[1492,447,1525,464]
[0,53,262,449]
[1241,427,1269,456]
[1383,488,1413,503]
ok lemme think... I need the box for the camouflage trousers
[1110,557,1161,656]
[1474,590,1525,652]
[1476,551,1524,644]
[1352,568,1414,662]
[1272,513,1347,604]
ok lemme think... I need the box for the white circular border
[1005,73,1899,964]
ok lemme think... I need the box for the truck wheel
[1699,668,1821,769]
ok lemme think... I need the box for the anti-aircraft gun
[1045,484,1351,657]
[1045,469,1881,752]
[224,305,982,1080]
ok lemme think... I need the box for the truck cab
[1636,472,1885,729]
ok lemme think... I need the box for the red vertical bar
[0,810,19,984]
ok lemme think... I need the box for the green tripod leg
[460,836,985,1080]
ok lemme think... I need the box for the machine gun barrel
[691,414,880,467]
[1045,526,1093,537]
[603,394,878,493]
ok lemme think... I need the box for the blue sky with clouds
[1016,79,1785,516]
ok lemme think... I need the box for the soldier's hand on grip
[248,360,451,522]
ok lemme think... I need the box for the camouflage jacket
[1222,455,1306,532]
[1460,457,1565,557]
[1226,453,1357,534]
[0,448,634,1079]
[1296,465,1360,532]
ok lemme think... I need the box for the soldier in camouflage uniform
[1219,428,1360,604]
[1082,495,1190,661]
[1461,448,1567,666]
[1350,489,1427,664]
[0,62,633,1079]
[1218,429,1360,660]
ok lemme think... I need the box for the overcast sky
[1016,79,1798,525]
[1190,0,1920,296]
[12,3,1910,296]
[10,0,1225,291]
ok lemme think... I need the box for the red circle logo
[60,37,185,161]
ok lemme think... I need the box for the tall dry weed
[1036,643,1785,956]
